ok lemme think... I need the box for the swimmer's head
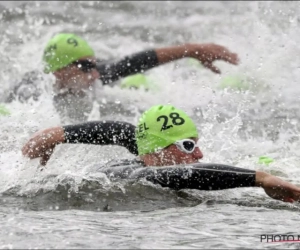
[43,33,99,90]
[136,104,203,166]
[43,33,95,74]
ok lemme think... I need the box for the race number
[157,112,185,131]
[67,38,78,47]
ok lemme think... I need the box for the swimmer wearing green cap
[5,33,239,122]
[22,104,300,204]
[42,34,239,87]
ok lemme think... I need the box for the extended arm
[22,121,138,165]
[138,163,256,190]
[97,43,239,85]
[139,163,300,203]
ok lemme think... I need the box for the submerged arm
[22,121,138,165]
[140,163,300,203]
[141,163,256,190]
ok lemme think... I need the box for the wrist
[155,44,193,63]
[181,43,203,58]
[47,127,65,145]
[255,171,269,187]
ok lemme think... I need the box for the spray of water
[1,1,300,204]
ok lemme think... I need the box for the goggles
[174,139,200,154]
[73,59,97,73]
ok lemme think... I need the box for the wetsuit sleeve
[138,163,256,190]
[63,121,138,155]
[96,50,159,85]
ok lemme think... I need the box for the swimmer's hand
[155,43,239,74]
[256,171,300,203]
[22,127,65,166]
[187,43,239,74]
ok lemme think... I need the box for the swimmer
[6,33,239,122]
[22,104,300,203]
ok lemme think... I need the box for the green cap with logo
[136,104,199,155]
[42,33,95,73]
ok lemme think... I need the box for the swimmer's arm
[22,121,138,165]
[97,44,239,84]
[149,164,256,190]
[149,164,300,202]
[63,121,138,155]
[97,50,159,85]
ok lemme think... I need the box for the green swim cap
[218,75,249,91]
[136,104,199,155]
[258,156,274,165]
[43,33,95,73]
[0,104,10,116]
[120,74,152,90]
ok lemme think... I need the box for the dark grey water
[1,1,300,249]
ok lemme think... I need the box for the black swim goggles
[174,139,200,154]
[72,59,97,73]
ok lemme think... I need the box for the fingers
[22,140,44,158]
[21,144,29,156]
[281,197,294,203]
[210,45,240,65]
[284,183,300,201]
[222,52,239,65]
[21,127,64,167]
[22,131,46,158]
[277,184,300,202]
[22,142,53,166]
[22,127,63,158]
[193,44,240,70]
[292,190,300,202]
[22,140,38,158]
[203,62,221,74]
[290,184,300,193]
[214,46,239,65]
[22,137,49,159]
[40,153,51,166]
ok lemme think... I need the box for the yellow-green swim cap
[136,104,198,155]
[43,33,95,73]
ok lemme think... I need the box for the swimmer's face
[141,137,203,167]
[53,56,100,90]
[159,137,203,166]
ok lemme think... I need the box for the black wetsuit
[63,121,256,191]
[4,50,159,123]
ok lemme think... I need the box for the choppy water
[1,1,300,249]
